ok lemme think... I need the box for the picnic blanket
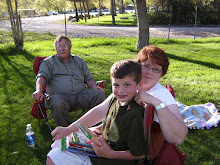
[178,102,220,129]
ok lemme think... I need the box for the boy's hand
[88,127,102,135]
[51,127,70,141]
[92,137,113,158]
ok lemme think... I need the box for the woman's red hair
[134,45,169,76]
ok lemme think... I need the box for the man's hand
[33,76,47,101]
[87,78,105,92]
[92,85,104,92]
[32,90,44,102]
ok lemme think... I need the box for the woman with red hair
[134,45,187,144]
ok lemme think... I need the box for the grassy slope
[0,33,219,165]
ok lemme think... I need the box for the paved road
[1,14,220,38]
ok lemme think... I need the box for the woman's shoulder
[147,83,177,105]
[148,83,169,95]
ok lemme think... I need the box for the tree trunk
[217,0,220,24]
[98,0,103,16]
[82,0,87,22]
[119,0,125,14]
[79,1,83,20]
[6,0,24,50]
[135,0,149,49]
[86,0,90,19]
[111,0,115,25]
[73,0,79,22]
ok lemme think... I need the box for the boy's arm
[105,150,146,160]
[93,138,146,160]
[52,93,113,141]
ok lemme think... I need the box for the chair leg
[37,104,53,133]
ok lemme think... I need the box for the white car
[48,11,58,15]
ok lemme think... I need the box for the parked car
[48,11,58,15]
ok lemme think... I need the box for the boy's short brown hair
[110,59,142,84]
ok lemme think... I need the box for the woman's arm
[156,104,188,144]
[134,90,188,145]
[52,93,114,140]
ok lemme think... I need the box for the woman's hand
[92,138,113,158]
[134,90,162,107]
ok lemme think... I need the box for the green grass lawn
[0,32,219,165]
[65,12,137,26]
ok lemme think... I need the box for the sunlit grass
[0,33,219,164]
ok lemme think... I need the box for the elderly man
[32,35,105,126]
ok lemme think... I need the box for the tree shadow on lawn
[167,53,220,70]
[0,46,36,104]
[73,49,114,74]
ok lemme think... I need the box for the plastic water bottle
[26,124,35,148]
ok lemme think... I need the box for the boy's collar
[118,98,135,106]
[119,101,128,106]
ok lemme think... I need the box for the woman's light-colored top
[146,82,177,122]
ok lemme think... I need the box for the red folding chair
[31,56,106,132]
[140,84,185,165]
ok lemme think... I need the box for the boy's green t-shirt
[90,96,148,165]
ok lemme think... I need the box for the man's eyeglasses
[57,45,69,49]
[142,65,162,73]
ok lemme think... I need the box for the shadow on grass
[73,49,114,70]
[167,53,220,70]
[0,45,36,105]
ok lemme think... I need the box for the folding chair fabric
[33,56,46,75]
[31,100,47,119]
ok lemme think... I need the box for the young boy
[47,59,148,165]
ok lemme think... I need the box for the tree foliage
[146,0,220,25]
[0,1,7,20]
[35,0,67,13]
